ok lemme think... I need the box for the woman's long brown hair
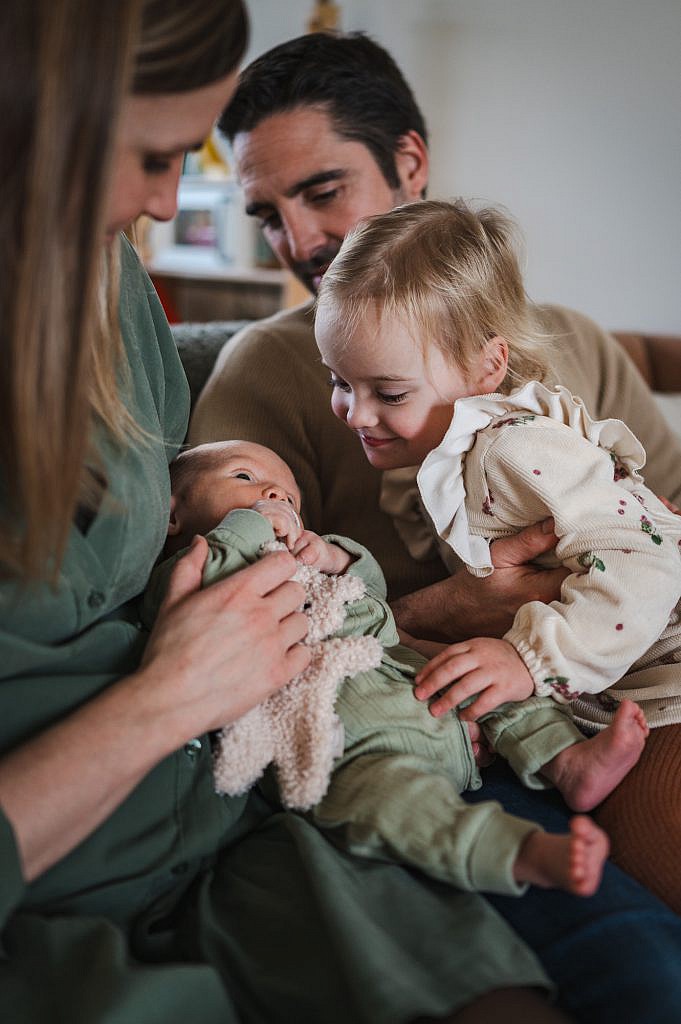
[0,0,247,580]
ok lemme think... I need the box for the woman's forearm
[0,545,310,885]
[0,667,180,882]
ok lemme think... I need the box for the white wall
[244,0,681,334]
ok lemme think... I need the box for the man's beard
[290,242,342,294]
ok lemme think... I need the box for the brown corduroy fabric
[594,724,681,913]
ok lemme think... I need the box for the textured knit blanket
[213,545,383,809]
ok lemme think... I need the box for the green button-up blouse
[0,238,251,929]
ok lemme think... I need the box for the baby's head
[167,440,301,555]
[315,198,547,470]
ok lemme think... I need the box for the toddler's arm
[479,424,681,703]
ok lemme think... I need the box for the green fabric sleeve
[322,533,390,598]
[142,509,276,627]
[321,534,401,648]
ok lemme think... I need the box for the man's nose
[284,209,325,263]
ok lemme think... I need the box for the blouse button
[87,590,105,609]
[184,738,202,759]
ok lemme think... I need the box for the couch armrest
[613,332,681,393]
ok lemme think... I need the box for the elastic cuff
[467,808,542,896]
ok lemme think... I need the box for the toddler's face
[173,442,301,541]
[316,305,476,470]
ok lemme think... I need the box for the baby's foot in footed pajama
[541,699,648,812]
[514,816,610,897]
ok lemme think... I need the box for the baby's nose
[263,484,286,501]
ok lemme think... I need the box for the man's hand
[391,518,569,642]
[414,637,534,720]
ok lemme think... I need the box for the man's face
[232,106,427,294]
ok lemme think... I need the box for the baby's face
[176,442,301,540]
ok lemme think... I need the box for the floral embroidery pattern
[544,676,582,700]
[610,452,630,481]
[640,515,663,545]
[482,493,495,516]
[492,414,536,429]
[577,552,606,572]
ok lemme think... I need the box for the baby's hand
[252,498,302,549]
[414,637,534,720]
[291,530,352,574]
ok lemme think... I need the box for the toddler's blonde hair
[317,198,548,391]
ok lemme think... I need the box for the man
[190,31,681,642]
[189,34,681,1022]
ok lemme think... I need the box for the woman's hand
[0,538,309,884]
[139,536,310,746]
[413,637,534,720]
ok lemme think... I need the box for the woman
[0,2,571,1021]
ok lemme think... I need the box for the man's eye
[260,212,282,232]
[379,392,408,404]
[310,188,338,205]
[235,472,253,480]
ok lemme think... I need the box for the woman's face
[105,71,238,241]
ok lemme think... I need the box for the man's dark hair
[219,32,428,189]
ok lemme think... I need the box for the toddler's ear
[475,336,509,393]
[167,495,181,536]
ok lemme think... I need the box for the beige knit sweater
[381,383,681,731]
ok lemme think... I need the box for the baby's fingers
[458,686,505,722]
[291,531,320,564]
[428,669,490,719]
[415,642,472,680]
[414,650,476,702]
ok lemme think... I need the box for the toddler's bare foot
[514,816,610,896]
[541,700,648,811]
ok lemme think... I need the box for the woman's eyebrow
[151,140,205,157]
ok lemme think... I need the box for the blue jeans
[466,759,681,1023]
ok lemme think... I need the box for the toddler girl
[315,198,681,812]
